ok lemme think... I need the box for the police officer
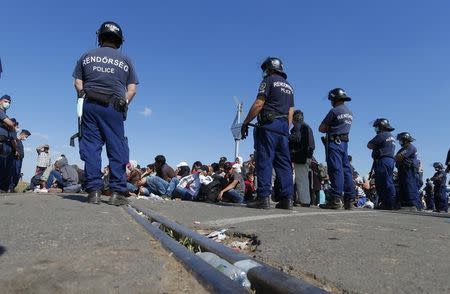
[445,149,450,173]
[395,132,421,210]
[73,21,139,205]
[430,162,448,213]
[367,118,396,210]
[241,57,294,209]
[319,88,355,209]
[10,129,31,191]
[0,95,17,193]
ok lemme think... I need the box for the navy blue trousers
[0,155,13,191]
[374,157,396,209]
[326,141,354,200]
[434,185,449,212]
[398,166,420,208]
[9,159,22,190]
[254,119,293,200]
[79,101,129,193]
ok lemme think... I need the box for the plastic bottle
[234,259,262,273]
[196,252,251,288]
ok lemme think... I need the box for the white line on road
[203,210,376,226]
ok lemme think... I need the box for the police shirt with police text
[257,74,294,115]
[368,132,396,159]
[321,104,353,136]
[73,47,139,99]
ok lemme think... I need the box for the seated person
[46,156,81,193]
[191,161,202,173]
[141,164,155,178]
[244,172,255,202]
[155,155,176,182]
[126,160,142,195]
[137,155,178,197]
[172,165,208,200]
[102,166,111,195]
[175,161,191,178]
[217,163,245,203]
[137,175,177,197]
[354,177,368,208]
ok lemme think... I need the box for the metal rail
[125,206,249,294]
[128,202,327,294]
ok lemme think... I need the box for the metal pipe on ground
[125,206,249,294]
[129,202,327,294]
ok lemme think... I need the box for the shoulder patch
[259,82,266,93]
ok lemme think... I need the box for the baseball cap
[21,129,31,136]
[176,161,189,168]
[232,163,242,172]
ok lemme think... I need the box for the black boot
[344,198,352,210]
[275,198,293,210]
[87,191,101,204]
[247,197,270,209]
[109,192,129,206]
[319,198,343,209]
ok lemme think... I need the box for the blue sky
[1,0,449,181]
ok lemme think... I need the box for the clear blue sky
[1,0,449,182]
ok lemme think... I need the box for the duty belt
[257,110,288,125]
[86,96,128,114]
[329,134,349,143]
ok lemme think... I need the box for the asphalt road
[131,198,450,294]
[0,193,208,294]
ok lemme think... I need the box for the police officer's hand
[241,122,249,140]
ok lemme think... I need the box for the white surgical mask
[2,102,10,110]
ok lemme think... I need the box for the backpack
[197,176,225,202]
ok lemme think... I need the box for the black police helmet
[396,132,415,143]
[328,88,351,102]
[293,110,304,122]
[261,57,287,79]
[433,162,444,170]
[97,21,124,47]
[373,118,395,132]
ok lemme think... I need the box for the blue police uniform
[254,74,294,201]
[395,143,420,208]
[432,170,448,213]
[446,149,450,168]
[321,104,355,202]
[368,132,396,209]
[73,46,138,194]
[0,108,14,192]
[10,138,24,190]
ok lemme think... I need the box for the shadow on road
[59,194,87,203]
[0,245,6,256]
